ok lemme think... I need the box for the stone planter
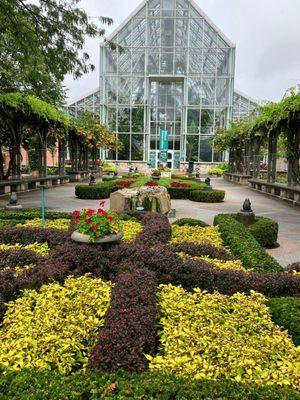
[151,175,161,180]
[71,230,123,244]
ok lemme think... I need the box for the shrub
[167,186,193,199]
[17,218,70,230]
[0,249,43,270]
[208,167,223,176]
[148,285,300,389]
[189,189,225,202]
[0,242,50,257]
[247,216,279,248]
[0,227,70,248]
[0,219,20,228]
[0,209,71,221]
[75,182,120,199]
[285,262,300,273]
[88,268,158,373]
[268,297,300,346]
[169,242,236,261]
[172,218,209,227]
[170,181,191,188]
[214,214,282,273]
[132,212,172,245]
[121,220,143,243]
[178,252,246,271]
[171,225,223,248]
[0,275,112,374]
[1,371,300,400]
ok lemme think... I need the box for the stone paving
[0,178,299,266]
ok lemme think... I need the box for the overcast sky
[64,0,300,104]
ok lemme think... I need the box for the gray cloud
[64,0,300,103]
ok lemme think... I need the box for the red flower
[99,209,108,217]
[85,217,92,223]
[91,225,98,231]
[86,209,94,216]
[108,216,115,223]
[99,200,105,207]
[72,210,80,216]
[75,216,81,223]
[115,210,121,215]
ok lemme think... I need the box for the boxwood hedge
[268,297,300,346]
[172,218,209,227]
[248,216,279,248]
[189,189,225,203]
[213,214,282,273]
[0,371,299,400]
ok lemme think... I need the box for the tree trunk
[252,137,262,180]
[58,140,66,176]
[267,133,278,184]
[287,130,300,187]
[0,145,4,181]
[243,144,250,175]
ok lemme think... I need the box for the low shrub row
[268,297,300,346]
[75,181,121,199]
[0,249,44,270]
[88,268,158,373]
[172,217,209,227]
[169,241,236,261]
[171,224,223,247]
[131,211,172,245]
[189,189,225,203]
[1,371,299,399]
[0,227,70,248]
[0,209,71,221]
[248,216,279,248]
[213,214,282,273]
[148,285,300,389]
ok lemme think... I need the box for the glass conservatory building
[69,0,258,168]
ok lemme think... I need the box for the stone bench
[0,175,70,195]
[223,172,252,185]
[248,179,300,206]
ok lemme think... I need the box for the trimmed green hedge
[268,297,300,346]
[75,182,121,199]
[172,218,209,227]
[189,189,225,203]
[0,371,299,399]
[248,216,279,248]
[0,209,71,221]
[167,187,194,199]
[213,214,282,273]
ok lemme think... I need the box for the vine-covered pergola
[0,93,118,181]
[215,87,300,187]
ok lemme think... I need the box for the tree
[0,0,113,104]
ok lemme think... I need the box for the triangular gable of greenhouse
[104,0,235,50]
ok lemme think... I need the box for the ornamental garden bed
[0,209,299,398]
[75,177,225,202]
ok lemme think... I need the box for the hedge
[165,186,194,199]
[172,218,209,227]
[88,268,158,373]
[247,216,279,248]
[189,189,225,203]
[268,297,300,346]
[75,182,121,199]
[213,214,282,273]
[0,209,71,221]
[0,371,299,399]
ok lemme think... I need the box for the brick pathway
[0,178,299,267]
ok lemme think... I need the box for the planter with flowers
[151,169,161,181]
[71,201,123,244]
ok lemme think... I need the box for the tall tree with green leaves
[0,0,113,104]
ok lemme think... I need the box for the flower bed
[0,211,299,395]
[148,285,300,389]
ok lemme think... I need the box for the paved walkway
[0,179,299,267]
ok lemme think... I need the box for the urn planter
[71,230,123,244]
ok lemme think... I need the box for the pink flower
[91,224,98,231]
[86,209,94,216]
[72,210,80,216]
[108,216,115,223]
[99,200,105,207]
[115,210,121,215]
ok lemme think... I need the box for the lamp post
[39,185,46,227]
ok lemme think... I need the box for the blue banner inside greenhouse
[159,130,169,151]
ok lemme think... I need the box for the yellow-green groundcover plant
[177,252,246,271]
[171,225,223,248]
[0,242,50,256]
[147,285,300,390]
[0,275,112,374]
[121,220,143,243]
[18,218,71,230]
